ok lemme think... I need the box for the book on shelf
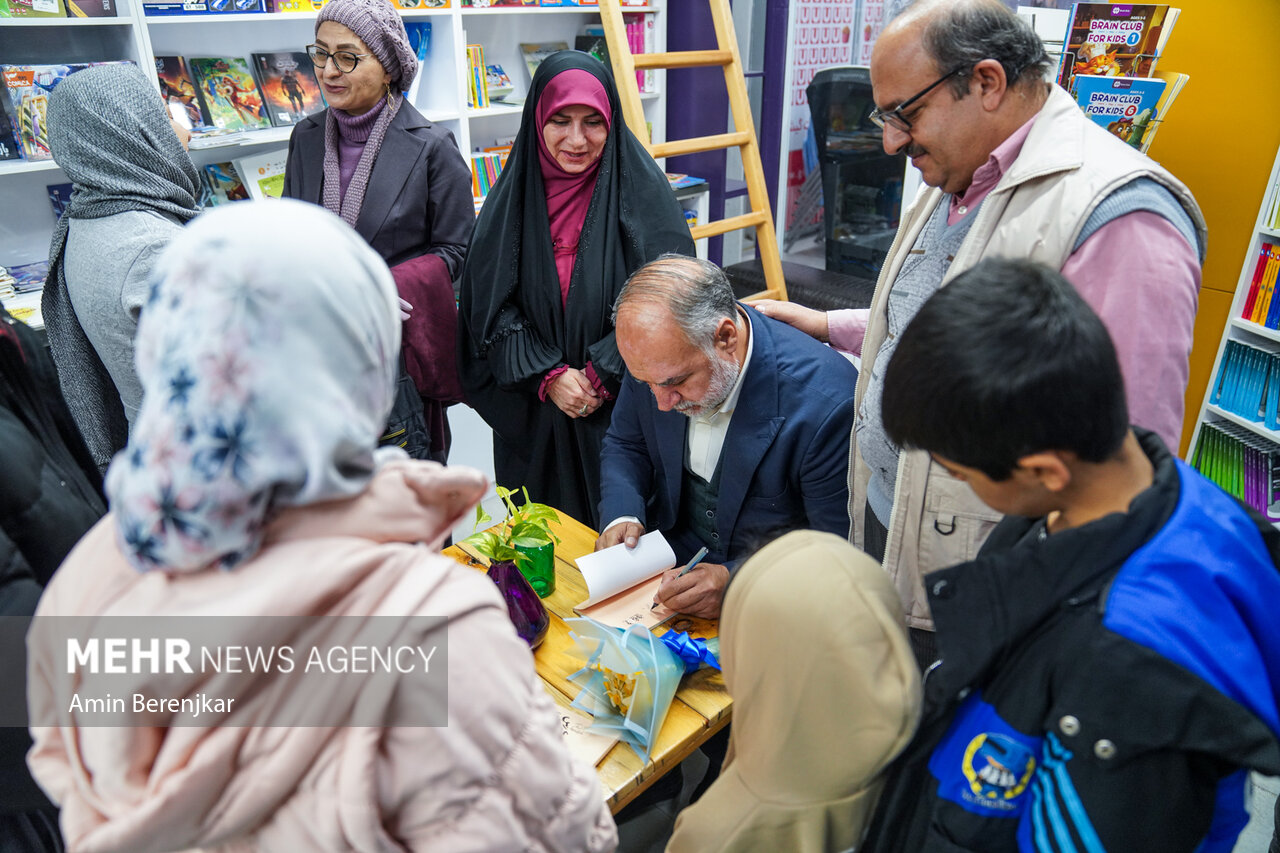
[0,65,89,162]
[666,173,707,190]
[64,0,115,16]
[187,127,257,149]
[264,0,324,10]
[624,12,657,93]
[574,34,610,70]
[155,56,208,130]
[1241,244,1280,328]
[1073,74,1164,149]
[485,64,514,103]
[1055,3,1178,96]
[141,0,264,15]
[251,52,325,128]
[386,0,447,8]
[470,148,507,197]
[47,183,72,220]
[460,0,535,5]
[0,96,21,162]
[0,0,65,17]
[465,44,489,109]
[188,57,272,132]
[1138,69,1188,154]
[201,161,250,205]
[540,0,596,6]
[571,530,681,632]
[232,148,288,201]
[1192,421,1280,523]
[519,41,569,85]
[402,21,432,103]
[1209,339,1278,426]
[4,259,48,294]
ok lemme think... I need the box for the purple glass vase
[488,560,550,648]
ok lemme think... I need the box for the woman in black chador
[457,51,693,528]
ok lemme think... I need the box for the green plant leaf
[471,503,492,533]
[511,534,549,548]
[520,505,560,525]
[462,530,503,561]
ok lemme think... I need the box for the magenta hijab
[535,68,612,303]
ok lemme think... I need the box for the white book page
[574,530,676,607]
[557,706,618,768]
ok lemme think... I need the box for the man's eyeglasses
[306,44,372,74]
[868,67,968,132]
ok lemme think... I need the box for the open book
[573,530,679,631]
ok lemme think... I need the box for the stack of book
[1209,339,1280,428]
[1192,421,1280,522]
[471,142,511,199]
[1240,244,1280,329]
[471,151,504,197]
[623,13,656,93]
[465,44,489,109]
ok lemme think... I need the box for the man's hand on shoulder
[596,521,645,551]
[654,563,730,620]
[746,298,830,343]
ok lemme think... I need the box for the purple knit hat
[316,0,418,92]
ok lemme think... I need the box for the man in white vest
[755,0,1206,668]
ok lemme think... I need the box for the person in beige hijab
[667,530,921,853]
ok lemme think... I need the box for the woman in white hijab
[26,200,616,853]
[667,530,922,853]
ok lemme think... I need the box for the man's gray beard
[675,353,739,418]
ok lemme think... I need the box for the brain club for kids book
[1056,3,1176,95]
[188,57,271,132]
[251,52,324,127]
[1073,74,1165,149]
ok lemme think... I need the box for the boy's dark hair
[881,258,1128,480]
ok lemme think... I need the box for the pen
[674,546,709,579]
[652,546,709,610]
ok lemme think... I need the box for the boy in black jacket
[863,258,1280,852]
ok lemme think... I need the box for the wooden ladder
[598,0,787,301]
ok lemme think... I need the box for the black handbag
[379,353,432,460]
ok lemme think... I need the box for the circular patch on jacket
[962,732,1036,802]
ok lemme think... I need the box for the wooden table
[445,514,731,813]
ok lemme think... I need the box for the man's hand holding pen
[652,547,729,620]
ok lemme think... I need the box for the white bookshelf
[1186,143,1280,526]
[0,0,668,269]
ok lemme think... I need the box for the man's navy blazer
[598,305,858,566]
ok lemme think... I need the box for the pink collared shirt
[827,117,1199,450]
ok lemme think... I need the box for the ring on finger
[579,403,589,416]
